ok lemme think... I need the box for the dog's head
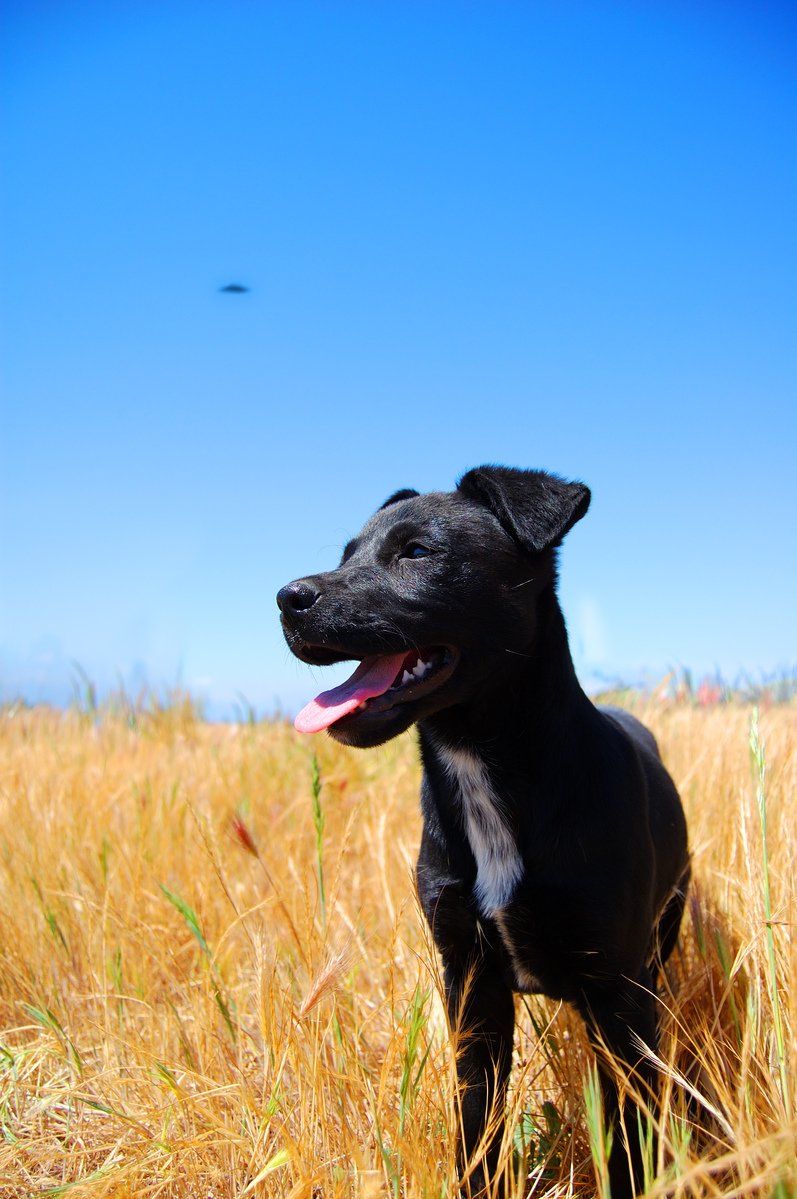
[277,466,590,747]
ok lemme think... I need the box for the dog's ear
[379,488,420,510]
[457,465,590,553]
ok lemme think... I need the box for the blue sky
[2,1,795,717]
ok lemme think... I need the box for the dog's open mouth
[294,645,458,734]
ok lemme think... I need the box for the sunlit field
[1,694,795,1197]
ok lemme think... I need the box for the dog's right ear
[379,488,419,510]
[457,465,590,553]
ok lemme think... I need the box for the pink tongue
[294,653,408,733]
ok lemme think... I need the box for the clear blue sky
[2,1,795,717]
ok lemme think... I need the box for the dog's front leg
[578,970,659,1199]
[418,856,514,1194]
[446,941,514,1197]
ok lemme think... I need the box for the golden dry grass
[0,699,795,1197]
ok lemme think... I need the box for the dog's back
[600,704,661,759]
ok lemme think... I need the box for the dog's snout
[277,579,321,617]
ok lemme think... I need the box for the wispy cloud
[573,595,609,666]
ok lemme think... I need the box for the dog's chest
[428,739,547,994]
[433,740,524,916]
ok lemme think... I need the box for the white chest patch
[433,740,524,916]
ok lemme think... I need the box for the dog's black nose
[276,579,321,616]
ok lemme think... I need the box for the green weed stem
[750,707,791,1112]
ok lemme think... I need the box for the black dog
[277,466,689,1197]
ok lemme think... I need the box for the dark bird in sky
[219,283,250,294]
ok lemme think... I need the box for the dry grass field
[1,696,795,1197]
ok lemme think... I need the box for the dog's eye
[401,543,431,560]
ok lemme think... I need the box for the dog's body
[278,467,689,1197]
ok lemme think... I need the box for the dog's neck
[420,584,589,758]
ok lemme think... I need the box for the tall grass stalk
[583,1062,612,1197]
[750,707,791,1113]
[398,985,432,1137]
[310,753,327,931]
[158,883,237,1041]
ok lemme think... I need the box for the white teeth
[391,656,434,690]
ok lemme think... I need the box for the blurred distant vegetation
[2,662,794,726]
